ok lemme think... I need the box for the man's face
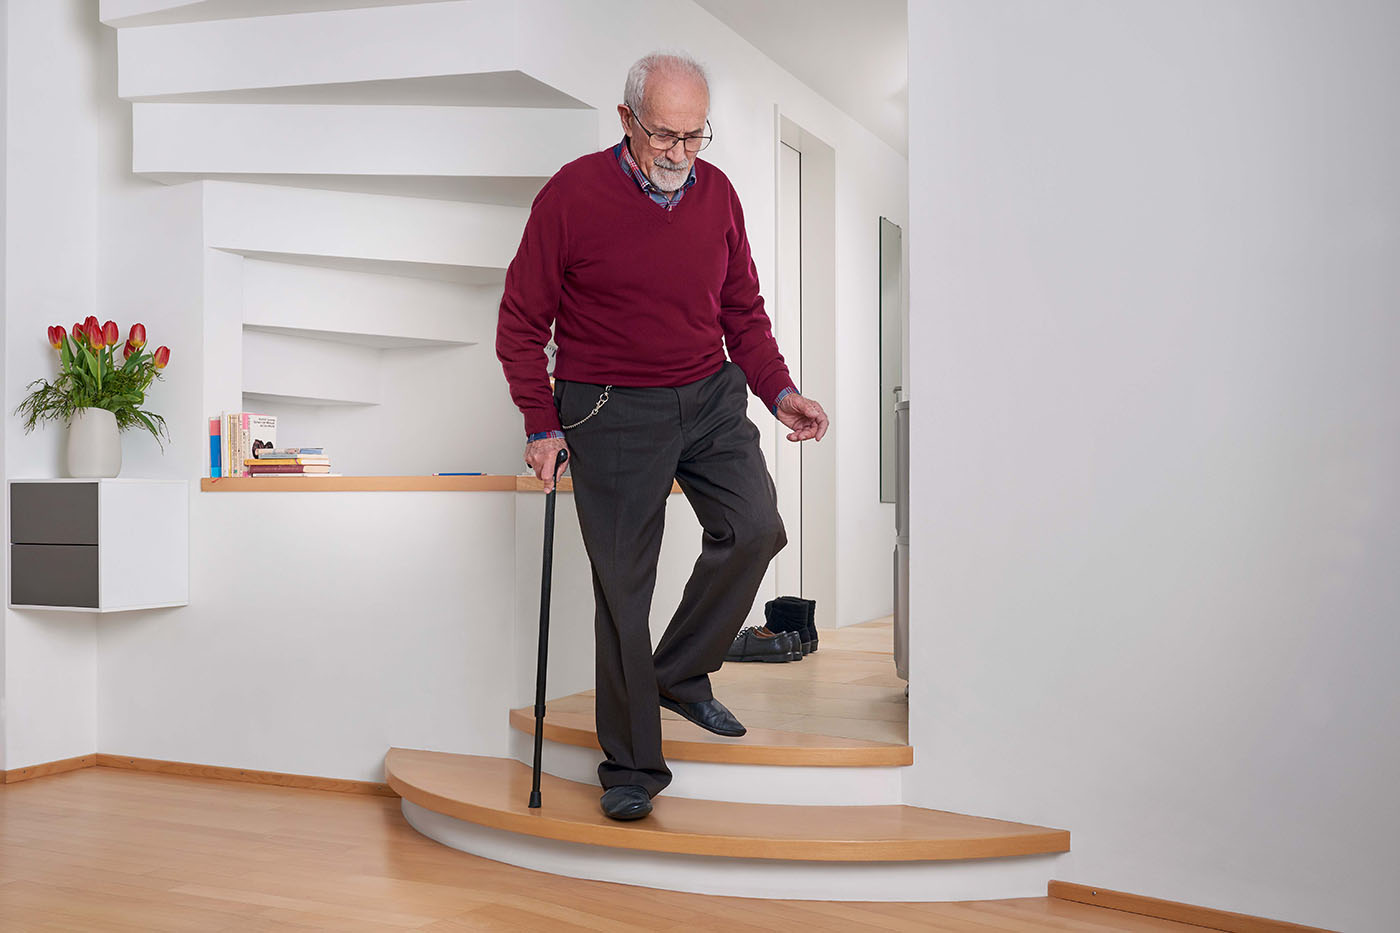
[618,70,709,194]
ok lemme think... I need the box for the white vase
[67,407,122,478]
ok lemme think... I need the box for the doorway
[769,114,836,621]
[775,140,803,596]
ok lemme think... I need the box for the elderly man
[496,51,829,822]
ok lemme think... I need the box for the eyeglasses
[628,110,712,153]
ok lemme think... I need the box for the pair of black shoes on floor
[725,625,804,662]
[726,596,819,662]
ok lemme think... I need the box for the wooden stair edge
[385,748,1070,862]
[507,706,914,767]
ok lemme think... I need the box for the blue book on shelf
[209,416,222,478]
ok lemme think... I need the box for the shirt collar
[615,137,697,199]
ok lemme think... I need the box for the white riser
[133,103,595,179]
[203,180,526,275]
[242,256,498,349]
[112,2,531,100]
[243,328,381,405]
[507,731,905,807]
[401,799,1063,902]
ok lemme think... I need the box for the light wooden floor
[0,766,1213,931]
[566,616,910,746]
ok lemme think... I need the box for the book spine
[254,448,324,458]
[243,459,330,465]
[209,417,221,477]
[239,413,250,479]
[248,464,330,473]
[225,413,236,477]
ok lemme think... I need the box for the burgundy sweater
[495,148,793,436]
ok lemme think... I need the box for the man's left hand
[776,392,829,442]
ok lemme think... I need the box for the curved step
[507,704,913,767]
[385,748,1068,862]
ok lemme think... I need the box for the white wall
[2,0,106,771]
[0,0,9,771]
[905,2,1400,930]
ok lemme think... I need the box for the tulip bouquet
[13,316,172,450]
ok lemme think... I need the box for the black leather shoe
[725,626,796,662]
[658,692,747,736]
[600,785,652,821]
[772,628,805,659]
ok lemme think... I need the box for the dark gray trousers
[554,361,786,797]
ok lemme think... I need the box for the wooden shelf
[200,475,681,493]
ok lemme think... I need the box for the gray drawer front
[10,544,99,608]
[10,483,99,545]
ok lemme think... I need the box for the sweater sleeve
[496,181,568,436]
[717,184,795,410]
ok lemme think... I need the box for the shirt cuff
[527,430,566,442]
[770,386,798,416]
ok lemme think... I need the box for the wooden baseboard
[1048,881,1336,932]
[3,752,396,797]
[95,754,398,797]
[2,753,97,784]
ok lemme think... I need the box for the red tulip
[48,326,62,349]
[73,322,86,345]
[102,320,120,346]
[84,315,99,331]
[123,339,136,360]
[128,323,146,349]
[153,346,170,369]
[85,320,103,346]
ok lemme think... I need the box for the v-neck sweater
[496,147,793,436]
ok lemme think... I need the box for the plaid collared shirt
[614,137,697,210]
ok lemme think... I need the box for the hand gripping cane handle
[529,447,569,809]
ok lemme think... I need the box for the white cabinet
[8,479,189,612]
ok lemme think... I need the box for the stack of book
[247,448,334,476]
[208,411,341,477]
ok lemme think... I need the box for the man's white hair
[623,51,711,121]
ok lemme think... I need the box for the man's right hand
[525,436,570,493]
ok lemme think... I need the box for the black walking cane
[529,447,569,809]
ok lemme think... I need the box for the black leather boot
[764,596,817,654]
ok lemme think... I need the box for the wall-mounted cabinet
[8,479,189,612]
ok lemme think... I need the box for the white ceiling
[693,0,907,155]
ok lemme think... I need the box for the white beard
[649,155,691,193]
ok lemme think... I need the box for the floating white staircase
[105,0,597,425]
